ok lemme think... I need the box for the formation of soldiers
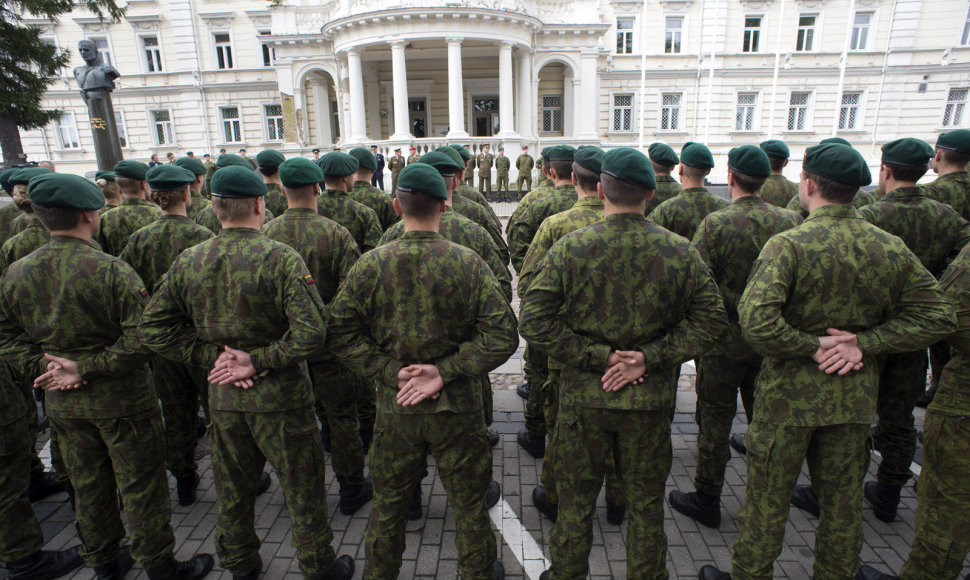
[0,127,968,580]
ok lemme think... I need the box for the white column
[311,81,333,145]
[578,52,599,139]
[516,50,533,139]
[346,50,368,142]
[389,40,411,140]
[563,72,575,137]
[446,38,469,139]
[497,42,516,137]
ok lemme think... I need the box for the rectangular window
[88,36,113,66]
[54,113,80,149]
[787,92,810,130]
[665,16,683,54]
[839,92,863,129]
[611,94,634,132]
[851,12,872,50]
[616,19,634,54]
[735,93,757,130]
[743,16,762,52]
[660,93,681,130]
[259,30,275,67]
[796,15,816,52]
[963,4,970,45]
[141,35,163,73]
[214,33,233,69]
[541,95,563,134]
[943,88,968,127]
[150,109,175,145]
[115,110,128,148]
[264,104,284,140]
[221,106,242,142]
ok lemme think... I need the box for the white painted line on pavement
[490,498,549,580]
[41,438,51,470]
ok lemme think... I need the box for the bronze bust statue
[73,39,120,104]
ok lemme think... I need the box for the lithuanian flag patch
[303,274,315,285]
[139,287,150,298]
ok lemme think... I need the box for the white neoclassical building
[14,0,970,181]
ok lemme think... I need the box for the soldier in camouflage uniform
[515,145,534,200]
[648,142,729,239]
[118,165,214,507]
[1,173,213,580]
[667,146,801,529]
[173,157,212,221]
[388,148,406,194]
[256,149,288,217]
[202,154,216,198]
[495,147,511,202]
[5,169,51,241]
[138,166,354,580]
[0,169,52,273]
[347,147,400,231]
[477,145,495,200]
[328,163,518,580]
[438,146,510,266]
[448,145,504,215]
[98,160,162,256]
[0,169,23,244]
[758,140,799,208]
[95,171,122,214]
[464,150,476,187]
[643,142,682,216]
[535,157,553,189]
[784,137,876,218]
[317,152,382,253]
[406,146,420,165]
[520,148,727,580]
[700,143,957,580]
[266,157,373,516]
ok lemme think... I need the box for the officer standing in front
[477,144,495,200]
[370,145,386,191]
[388,148,407,193]
[495,147,511,202]
[515,145,534,200]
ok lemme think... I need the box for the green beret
[728,145,771,179]
[279,157,324,188]
[803,143,872,187]
[174,157,206,176]
[541,146,552,161]
[419,151,464,177]
[574,146,604,174]
[759,139,790,159]
[210,166,267,198]
[256,149,286,168]
[0,169,17,193]
[28,173,104,210]
[186,151,194,156]
[820,137,852,147]
[216,154,253,169]
[602,147,656,190]
[94,171,116,182]
[648,143,679,166]
[498,147,505,151]
[881,138,934,167]
[680,142,715,169]
[113,160,150,180]
[547,145,576,162]
[348,147,378,171]
[319,152,359,178]
[448,144,472,162]
[435,146,465,168]
[396,163,447,200]
[8,167,52,186]
[146,165,196,191]
[936,129,970,154]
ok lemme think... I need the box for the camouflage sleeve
[139,272,223,369]
[379,222,403,246]
[0,280,44,377]
[361,211,383,253]
[507,211,538,274]
[334,231,361,287]
[482,218,511,266]
[480,238,513,303]
[948,218,970,268]
[940,247,970,356]
[517,221,556,299]
[690,217,714,266]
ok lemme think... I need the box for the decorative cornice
[613,0,644,12]
[126,14,161,31]
[198,12,235,28]
[245,10,272,28]
[740,0,774,11]
[658,0,694,10]
[796,0,826,9]
[72,17,108,33]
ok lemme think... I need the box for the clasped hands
[602,350,647,392]
[812,328,864,375]
[208,345,257,388]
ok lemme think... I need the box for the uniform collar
[217,226,262,236]
[574,196,603,208]
[50,235,99,250]
[401,230,445,241]
[885,186,923,199]
[121,197,154,206]
[805,204,858,221]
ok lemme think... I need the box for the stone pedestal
[84,90,123,171]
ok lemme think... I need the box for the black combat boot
[517,426,545,458]
[232,554,261,580]
[407,483,423,521]
[606,502,626,525]
[359,427,373,453]
[487,428,500,448]
[494,560,505,580]
[790,485,820,518]
[698,565,731,580]
[176,473,200,507]
[7,545,82,580]
[145,554,215,580]
[320,421,332,453]
[485,480,501,509]
[532,485,558,522]
[256,472,271,495]
[338,478,373,515]
[26,471,66,502]
[728,433,747,455]
[865,481,903,523]
[93,546,133,580]
[316,555,354,580]
[857,564,898,580]
[668,490,721,528]
[516,381,530,399]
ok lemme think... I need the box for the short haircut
[651,161,674,175]
[803,171,857,204]
[116,176,143,195]
[96,179,119,198]
[572,162,600,192]
[212,196,258,222]
[940,148,970,167]
[32,204,81,230]
[768,156,787,172]
[322,175,346,188]
[11,184,32,213]
[548,159,573,180]
[729,169,768,195]
[601,173,650,206]
[150,186,189,211]
[883,162,928,183]
[395,190,440,218]
[282,184,316,202]
[259,166,279,177]
[682,165,711,180]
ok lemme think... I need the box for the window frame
[615,17,636,55]
[219,105,244,144]
[115,109,130,149]
[734,91,760,132]
[212,31,235,70]
[609,91,636,133]
[658,91,684,132]
[796,13,818,52]
[742,14,764,53]
[147,107,177,146]
[258,29,276,68]
[850,11,874,51]
[786,90,813,132]
[138,33,164,73]
[961,2,970,46]
[540,94,564,136]
[664,15,685,54]
[838,91,865,131]
[53,112,81,150]
[942,87,969,128]
[262,103,284,142]
[85,34,114,67]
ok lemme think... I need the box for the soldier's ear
[597,182,605,201]
[392,197,403,216]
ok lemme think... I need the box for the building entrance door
[409,98,427,138]
[472,97,499,136]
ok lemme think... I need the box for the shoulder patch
[303,274,315,285]
[139,287,150,298]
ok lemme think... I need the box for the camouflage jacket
[380,208,513,302]
[8,212,32,239]
[648,187,730,241]
[0,204,22,245]
[519,213,726,411]
[118,215,213,292]
[351,180,399,231]
[97,203,119,216]
[264,183,289,217]
[262,208,360,303]
[691,196,801,357]
[328,230,518,415]
[194,204,277,235]
[759,174,799,208]
[477,153,494,172]
[921,170,970,221]
[453,193,510,265]
[0,236,154,419]
[495,156,510,176]
[935,242,970,415]
[388,156,407,175]
[786,188,875,218]
[317,189,382,253]
[738,204,956,427]
[516,154,534,173]
[642,175,682,216]
[507,184,577,273]
[186,192,211,221]
[0,218,50,274]
[97,197,162,256]
[456,184,501,228]
[139,228,326,413]
[858,186,970,277]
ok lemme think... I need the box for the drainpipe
[189,0,213,153]
[704,0,721,146]
[766,0,787,139]
[637,0,648,151]
[870,0,899,157]
[832,0,857,137]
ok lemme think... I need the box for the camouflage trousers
[694,355,759,496]
[479,175,492,198]
[928,343,950,399]
[876,350,927,486]
[310,361,366,486]
[52,408,176,569]
[152,358,205,479]
[365,410,495,580]
[541,369,625,509]
[550,405,671,580]
[210,406,335,578]
[523,344,549,437]
[731,421,870,580]
[0,412,44,563]
[899,410,970,580]
[496,176,510,199]
[481,374,494,427]
[516,175,532,198]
